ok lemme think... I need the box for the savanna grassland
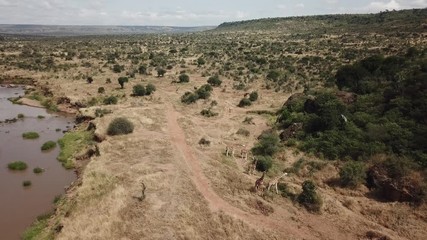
[1,8,426,240]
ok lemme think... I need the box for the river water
[0,86,76,239]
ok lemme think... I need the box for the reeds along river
[0,86,76,240]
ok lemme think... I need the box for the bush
[113,64,123,73]
[157,68,166,77]
[98,87,105,94]
[297,180,323,212]
[236,128,250,136]
[178,73,190,83]
[249,91,259,102]
[195,84,213,99]
[8,161,28,171]
[207,75,222,87]
[238,98,252,107]
[33,167,44,174]
[103,96,118,105]
[197,57,206,66]
[339,161,366,188]
[133,84,146,96]
[181,92,199,104]
[17,113,24,119]
[41,141,57,151]
[200,108,218,117]
[107,118,134,136]
[23,180,32,187]
[145,83,156,95]
[138,65,147,74]
[87,77,94,84]
[255,155,273,172]
[22,132,40,139]
[252,131,280,156]
[199,138,211,146]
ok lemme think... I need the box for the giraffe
[225,145,235,157]
[247,156,258,175]
[240,147,249,161]
[254,171,266,192]
[267,172,288,194]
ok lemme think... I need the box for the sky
[0,0,425,26]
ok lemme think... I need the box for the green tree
[118,77,129,89]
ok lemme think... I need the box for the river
[0,86,76,239]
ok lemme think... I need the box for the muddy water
[0,86,76,240]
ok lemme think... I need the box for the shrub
[339,161,366,188]
[133,84,146,96]
[252,131,280,156]
[249,91,259,102]
[297,180,323,212]
[22,132,40,139]
[199,138,211,146]
[181,92,199,104]
[243,116,254,124]
[95,108,112,117]
[178,73,190,83]
[23,180,32,187]
[145,83,156,95]
[87,77,93,84]
[41,141,57,151]
[238,98,252,107]
[113,64,123,73]
[17,113,24,119]
[33,167,44,174]
[200,108,218,117]
[138,65,147,74]
[195,84,213,99]
[37,115,45,119]
[98,87,105,94]
[236,128,250,136]
[255,155,273,172]
[207,75,222,87]
[197,57,206,66]
[157,68,166,77]
[103,96,118,105]
[8,161,28,171]
[107,117,134,136]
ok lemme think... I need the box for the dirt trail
[165,104,312,239]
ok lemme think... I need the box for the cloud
[368,0,400,11]
[296,3,305,8]
[366,0,427,12]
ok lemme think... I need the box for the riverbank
[0,86,78,240]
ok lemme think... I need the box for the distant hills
[0,25,215,37]
[1,8,425,37]
[216,8,427,33]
